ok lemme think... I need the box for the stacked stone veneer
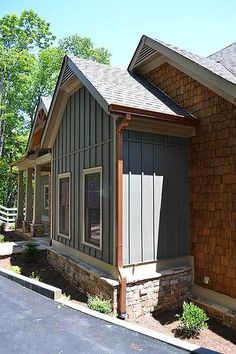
[126,267,191,319]
[47,249,191,319]
[145,63,236,299]
[47,249,119,308]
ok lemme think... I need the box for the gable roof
[209,42,236,77]
[41,55,197,148]
[128,35,236,104]
[41,96,52,112]
[69,56,192,118]
[26,95,52,154]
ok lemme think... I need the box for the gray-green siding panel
[123,130,189,265]
[52,87,114,265]
[41,175,49,218]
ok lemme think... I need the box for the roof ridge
[208,42,236,58]
[144,35,236,85]
[68,55,126,71]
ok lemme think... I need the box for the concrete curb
[56,298,218,354]
[0,267,61,300]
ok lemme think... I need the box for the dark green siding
[52,86,115,265]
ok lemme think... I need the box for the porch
[14,152,51,238]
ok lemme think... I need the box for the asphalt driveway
[0,275,191,354]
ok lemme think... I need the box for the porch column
[15,170,24,229]
[31,164,44,237]
[23,168,33,233]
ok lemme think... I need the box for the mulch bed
[1,230,25,242]
[131,308,236,354]
[0,251,87,305]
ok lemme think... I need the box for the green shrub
[29,271,42,281]
[0,234,5,243]
[176,301,209,337]
[87,294,112,314]
[10,265,21,274]
[21,241,39,263]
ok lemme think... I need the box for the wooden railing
[0,205,17,224]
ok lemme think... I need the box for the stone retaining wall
[47,249,119,309]
[189,295,236,331]
[126,267,192,320]
[47,248,192,320]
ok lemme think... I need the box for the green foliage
[21,241,39,263]
[0,234,5,242]
[0,10,56,207]
[10,265,21,274]
[29,271,42,281]
[58,34,111,64]
[87,294,112,314]
[0,10,55,50]
[176,302,209,337]
[0,10,111,207]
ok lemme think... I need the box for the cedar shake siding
[145,62,236,298]
[52,86,115,265]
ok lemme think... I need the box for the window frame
[82,166,103,250]
[57,172,71,239]
[44,184,49,210]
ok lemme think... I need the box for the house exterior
[13,36,236,322]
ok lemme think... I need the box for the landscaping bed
[0,230,25,242]
[130,308,236,354]
[0,250,87,304]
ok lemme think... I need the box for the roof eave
[130,36,236,105]
[108,104,198,127]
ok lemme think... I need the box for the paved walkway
[0,275,189,354]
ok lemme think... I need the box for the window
[44,185,49,209]
[58,173,70,238]
[83,167,102,249]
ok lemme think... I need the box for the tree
[0,10,56,206]
[0,11,111,207]
[58,34,111,64]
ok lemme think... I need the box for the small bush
[176,301,209,337]
[21,241,39,263]
[10,265,21,274]
[29,271,42,282]
[87,294,112,314]
[0,223,5,233]
[0,234,5,243]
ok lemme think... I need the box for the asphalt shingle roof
[150,38,236,85]
[70,56,192,118]
[208,43,236,77]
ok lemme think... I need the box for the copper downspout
[116,113,131,319]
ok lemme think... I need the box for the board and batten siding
[41,175,49,219]
[52,86,115,265]
[123,130,189,265]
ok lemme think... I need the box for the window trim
[82,167,102,251]
[44,185,49,210]
[57,172,71,239]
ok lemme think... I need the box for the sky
[0,0,236,68]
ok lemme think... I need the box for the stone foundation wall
[126,267,192,320]
[189,295,236,330]
[47,248,192,320]
[31,223,45,237]
[47,249,119,309]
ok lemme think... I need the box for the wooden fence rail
[0,205,17,224]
